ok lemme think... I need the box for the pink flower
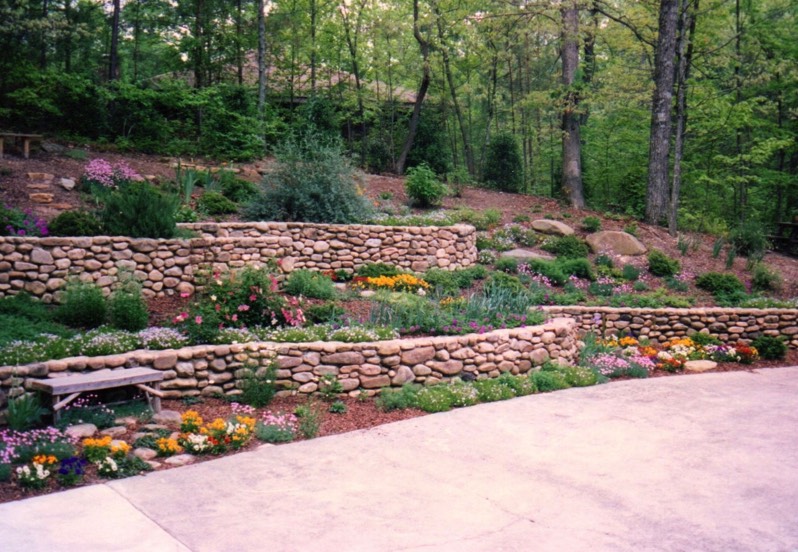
[237,304,250,312]
[180,292,190,298]
[249,294,257,302]
[194,316,203,324]
[232,314,238,322]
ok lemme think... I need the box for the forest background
[0,0,795,235]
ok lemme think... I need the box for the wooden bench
[28,368,165,422]
[0,132,44,159]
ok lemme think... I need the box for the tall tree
[108,0,121,80]
[560,0,586,208]
[645,0,679,225]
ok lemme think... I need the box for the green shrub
[557,258,595,280]
[695,272,746,296]
[238,364,277,408]
[484,272,525,294]
[664,276,689,292]
[414,385,455,413]
[730,220,768,258]
[647,249,680,277]
[304,302,345,323]
[531,370,571,392]
[751,336,787,360]
[99,182,179,238]
[56,279,107,328]
[595,255,613,268]
[560,365,599,387]
[108,277,149,332]
[690,333,721,347]
[451,207,501,231]
[244,133,372,224]
[750,263,782,292]
[356,263,401,278]
[473,379,516,402]
[376,384,420,411]
[6,393,48,431]
[405,163,448,207]
[294,402,323,439]
[48,211,104,236]
[622,264,641,281]
[197,191,238,215]
[495,257,519,274]
[284,269,336,300]
[255,420,296,443]
[220,174,259,203]
[582,216,602,233]
[482,131,523,193]
[541,235,589,259]
[495,372,537,396]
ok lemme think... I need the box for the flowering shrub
[352,274,430,294]
[82,158,141,189]
[57,457,87,486]
[82,435,113,462]
[16,457,54,489]
[255,411,298,443]
[155,437,182,457]
[180,410,204,433]
[1,203,48,237]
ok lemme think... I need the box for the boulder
[65,423,98,439]
[531,219,575,236]
[500,249,555,262]
[59,178,76,191]
[586,231,647,256]
[684,360,717,373]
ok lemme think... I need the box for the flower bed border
[0,318,579,422]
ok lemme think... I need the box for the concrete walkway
[3,367,798,552]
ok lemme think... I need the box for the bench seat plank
[29,368,163,396]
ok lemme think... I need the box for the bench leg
[23,138,30,159]
[0,137,4,159]
[152,382,162,413]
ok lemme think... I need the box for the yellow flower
[32,454,57,466]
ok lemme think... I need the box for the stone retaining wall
[0,222,477,302]
[0,318,578,420]
[543,306,798,348]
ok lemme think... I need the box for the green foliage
[56,279,107,328]
[245,133,371,224]
[712,237,725,258]
[730,220,768,258]
[531,369,571,392]
[238,364,277,408]
[423,266,487,295]
[751,336,787,360]
[405,107,451,175]
[197,191,238,215]
[405,163,448,207]
[356,263,401,278]
[294,402,323,439]
[750,264,782,292]
[560,365,599,387]
[541,235,589,258]
[482,132,523,192]
[304,302,345,324]
[318,374,344,401]
[284,270,336,300]
[107,272,149,331]
[220,176,259,203]
[473,379,516,402]
[376,384,421,412]
[647,250,680,277]
[623,222,639,237]
[255,420,296,443]
[495,257,519,274]
[581,216,602,233]
[414,385,456,412]
[690,333,722,347]
[48,211,104,236]
[695,272,746,296]
[328,400,347,414]
[6,393,48,431]
[484,272,524,294]
[99,182,179,238]
[450,207,502,231]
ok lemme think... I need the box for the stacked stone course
[0,319,578,417]
[543,306,798,348]
[0,222,477,302]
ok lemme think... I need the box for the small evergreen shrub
[647,249,680,277]
[197,191,238,215]
[304,302,345,323]
[107,274,149,331]
[56,280,107,328]
[595,255,613,269]
[244,133,372,224]
[484,272,525,294]
[621,264,641,281]
[495,257,519,274]
[751,336,787,360]
[473,379,516,402]
[730,220,768,258]
[482,131,523,193]
[695,272,746,296]
[405,163,448,207]
[284,269,336,300]
[99,182,179,238]
[557,258,595,280]
[531,369,571,392]
[220,175,259,203]
[376,384,420,411]
[541,235,589,258]
[690,333,721,347]
[750,263,782,292]
[48,211,104,236]
[581,216,602,233]
[238,365,277,408]
[356,263,401,278]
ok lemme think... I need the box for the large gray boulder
[531,219,575,236]
[586,231,647,256]
[500,249,555,262]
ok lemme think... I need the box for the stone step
[29,192,54,204]
[27,172,54,181]
[26,183,52,190]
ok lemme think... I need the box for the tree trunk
[668,0,697,235]
[310,0,317,92]
[434,3,474,176]
[645,0,679,225]
[257,0,267,118]
[193,0,204,88]
[396,0,431,175]
[561,2,585,209]
[236,0,243,85]
[108,0,121,81]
